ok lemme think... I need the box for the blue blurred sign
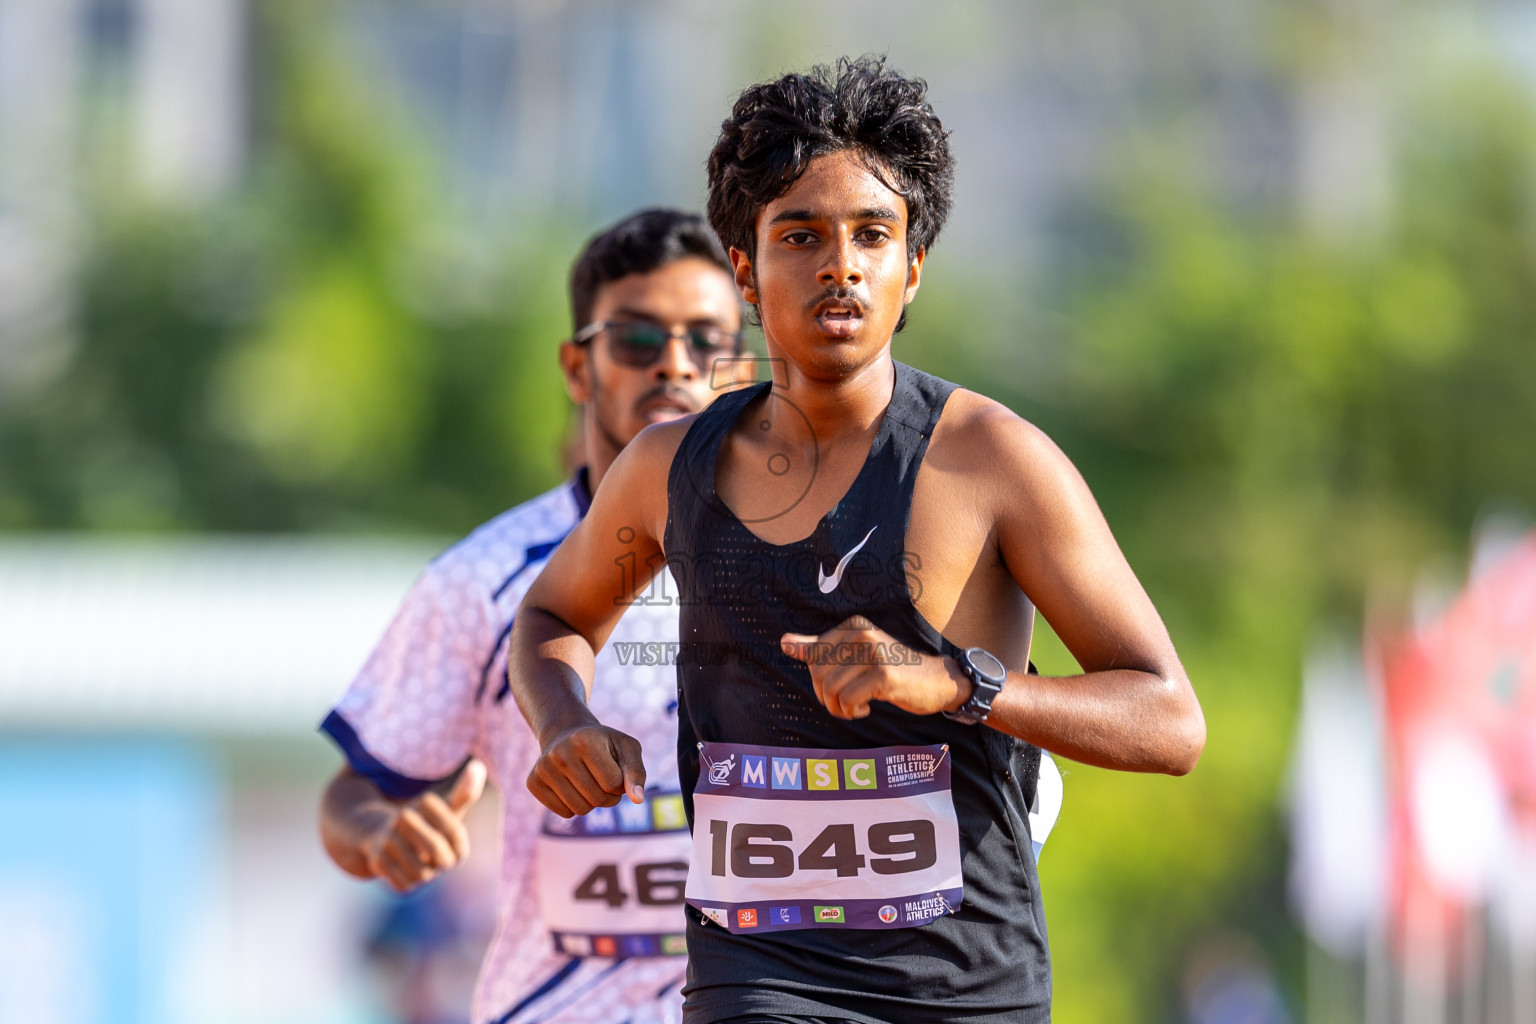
[0,740,222,1024]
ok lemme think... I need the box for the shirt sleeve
[321,561,493,799]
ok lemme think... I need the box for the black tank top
[664,361,1051,1023]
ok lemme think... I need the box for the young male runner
[508,59,1204,1023]
[319,209,753,1024]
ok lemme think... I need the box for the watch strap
[943,647,1006,725]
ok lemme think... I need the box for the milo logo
[813,905,845,923]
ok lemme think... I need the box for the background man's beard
[591,404,630,457]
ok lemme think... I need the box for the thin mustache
[807,287,866,316]
[638,386,699,411]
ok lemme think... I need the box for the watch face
[967,648,1006,684]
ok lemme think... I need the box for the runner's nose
[819,232,862,288]
[651,333,697,382]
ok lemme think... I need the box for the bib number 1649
[707,819,936,879]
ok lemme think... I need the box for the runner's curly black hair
[706,55,955,265]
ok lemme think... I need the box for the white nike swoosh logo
[817,526,878,594]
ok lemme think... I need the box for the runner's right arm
[319,547,497,888]
[319,760,485,893]
[508,420,686,818]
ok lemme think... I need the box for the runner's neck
[760,349,897,445]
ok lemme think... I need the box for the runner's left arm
[784,400,1204,775]
[976,407,1205,774]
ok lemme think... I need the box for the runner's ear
[559,339,591,404]
[904,247,926,303]
[729,247,758,305]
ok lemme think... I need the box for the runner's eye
[603,322,741,369]
[608,323,670,351]
[687,327,733,353]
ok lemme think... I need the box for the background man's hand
[358,759,487,893]
[527,723,646,817]
[781,616,974,720]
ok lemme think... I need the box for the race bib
[685,741,963,934]
[535,789,692,957]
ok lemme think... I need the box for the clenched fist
[780,615,973,720]
[359,758,487,893]
[527,722,647,817]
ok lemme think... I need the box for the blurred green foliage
[0,4,576,533]
[2,6,1535,1024]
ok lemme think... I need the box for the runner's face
[733,149,923,379]
[563,257,743,453]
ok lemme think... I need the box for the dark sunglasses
[572,320,742,370]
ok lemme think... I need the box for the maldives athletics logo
[878,904,899,924]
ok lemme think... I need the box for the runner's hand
[528,723,646,818]
[781,616,973,720]
[362,758,486,893]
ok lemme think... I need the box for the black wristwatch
[942,646,1007,725]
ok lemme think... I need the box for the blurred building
[0,0,242,388]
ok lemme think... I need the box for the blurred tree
[0,0,574,534]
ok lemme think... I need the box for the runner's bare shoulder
[592,415,702,539]
[928,389,1083,506]
[624,415,699,470]
[929,388,1123,605]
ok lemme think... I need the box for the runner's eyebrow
[767,207,901,226]
[768,208,818,226]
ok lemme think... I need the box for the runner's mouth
[638,394,697,422]
[812,298,865,338]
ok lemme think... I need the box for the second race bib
[685,741,963,934]
[535,788,692,957]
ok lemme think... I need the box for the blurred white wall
[0,535,439,732]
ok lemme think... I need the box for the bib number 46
[573,861,688,908]
[707,819,937,879]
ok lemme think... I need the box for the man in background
[319,208,751,1024]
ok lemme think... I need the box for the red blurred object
[1377,530,1536,964]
